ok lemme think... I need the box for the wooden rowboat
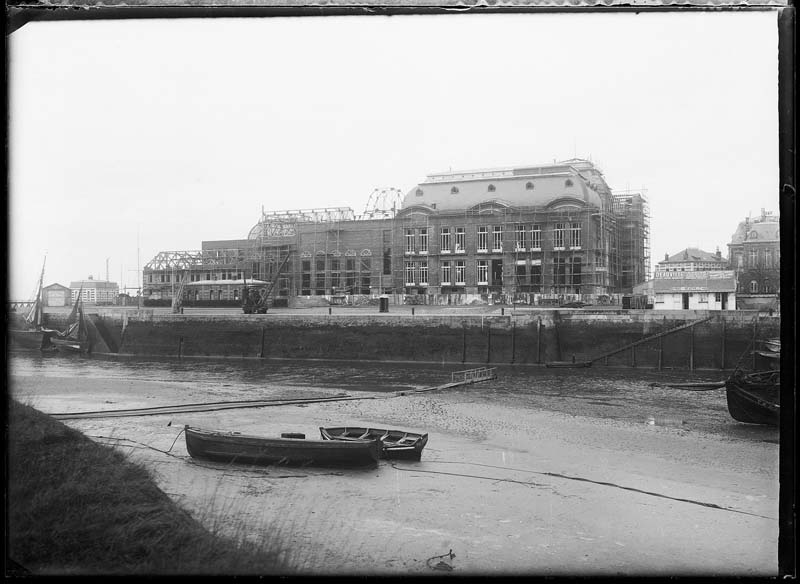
[320,427,429,460]
[184,426,381,467]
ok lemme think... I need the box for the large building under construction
[142,159,650,304]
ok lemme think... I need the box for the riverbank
[6,400,283,575]
[9,365,779,576]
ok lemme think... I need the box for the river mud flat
[8,354,779,576]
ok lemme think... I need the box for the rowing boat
[320,427,429,460]
[184,425,381,467]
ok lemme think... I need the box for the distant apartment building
[654,247,728,273]
[70,276,120,305]
[727,209,780,311]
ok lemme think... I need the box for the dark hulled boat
[184,426,381,467]
[724,369,780,426]
[320,427,429,460]
[8,258,57,352]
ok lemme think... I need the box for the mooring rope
[390,460,775,520]
[425,549,456,571]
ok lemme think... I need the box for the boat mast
[27,256,46,327]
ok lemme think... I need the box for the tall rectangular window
[455,227,466,253]
[748,248,758,267]
[419,228,428,254]
[455,260,466,285]
[554,223,566,249]
[405,261,415,285]
[515,263,527,283]
[440,227,451,253]
[570,223,582,248]
[405,229,415,254]
[418,260,428,285]
[531,225,541,250]
[515,224,527,251]
[554,258,567,285]
[441,261,452,285]
[477,226,488,252]
[492,226,503,252]
[531,262,542,289]
[477,260,489,284]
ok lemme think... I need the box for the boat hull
[185,426,381,467]
[8,329,55,351]
[320,427,429,460]
[724,372,780,426]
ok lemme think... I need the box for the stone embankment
[43,308,779,371]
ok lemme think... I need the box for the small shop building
[653,270,736,310]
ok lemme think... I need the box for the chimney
[664,253,669,261]
[715,247,722,260]
[683,250,689,260]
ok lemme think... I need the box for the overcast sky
[8,11,779,300]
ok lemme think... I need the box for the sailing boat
[51,286,90,354]
[8,258,58,351]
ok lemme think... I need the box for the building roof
[401,159,610,212]
[43,283,71,291]
[730,211,780,244]
[69,279,119,289]
[659,247,726,264]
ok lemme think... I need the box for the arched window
[763,279,770,293]
[748,231,758,240]
[488,184,496,192]
[450,186,459,194]
[415,188,424,197]
[749,280,759,293]
[525,181,534,190]
[565,179,574,187]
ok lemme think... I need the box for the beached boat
[724,369,780,426]
[320,427,429,460]
[51,290,90,354]
[184,426,381,467]
[544,361,592,368]
[8,258,58,352]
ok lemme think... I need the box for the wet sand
[10,373,779,576]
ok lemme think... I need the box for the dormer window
[488,184,496,192]
[415,188,424,197]
[525,182,534,190]
[565,179,574,187]
[451,186,459,194]
[748,231,758,240]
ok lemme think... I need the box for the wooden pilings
[721,318,726,370]
[510,321,516,364]
[178,336,183,360]
[259,327,266,358]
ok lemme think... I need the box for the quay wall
[42,310,781,371]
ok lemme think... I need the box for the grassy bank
[6,399,283,575]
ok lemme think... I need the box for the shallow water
[9,352,778,443]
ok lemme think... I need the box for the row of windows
[404,258,583,286]
[405,224,582,254]
[734,249,780,269]
[416,179,574,197]
[303,259,371,272]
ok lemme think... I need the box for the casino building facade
[142,159,650,305]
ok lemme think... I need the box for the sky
[8,11,780,300]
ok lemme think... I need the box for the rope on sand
[425,549,456,571]
[391,461,775,520]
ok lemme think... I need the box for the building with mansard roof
[727,209,780,311]
[141,159,650,305]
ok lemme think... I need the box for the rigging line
[392,461,775,520]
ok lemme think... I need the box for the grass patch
[7,399,285,575]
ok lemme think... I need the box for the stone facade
[726,209,780,310]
